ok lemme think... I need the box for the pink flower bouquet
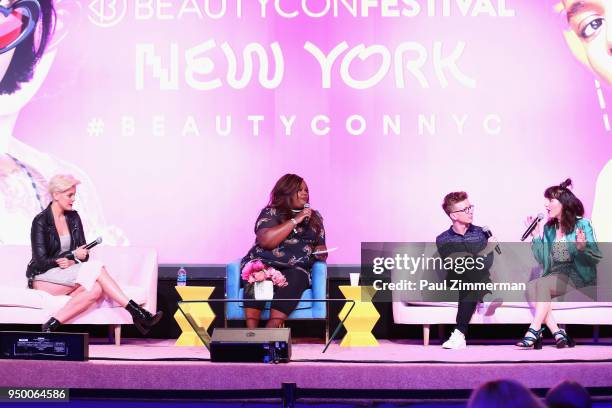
[241,259,288,287]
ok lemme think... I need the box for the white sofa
[393,301,612,345]
[390,243,612,345]
[0,245,158,345]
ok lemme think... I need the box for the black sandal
[516,327,544,350]
[552,329,576,348]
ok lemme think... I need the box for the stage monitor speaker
[210,328,291,363]
[0,331,89,361]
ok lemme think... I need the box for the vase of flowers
[241,259,288,300]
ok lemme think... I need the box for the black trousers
[455,298,479,335]
[242,267,310,316]
[448,270,490,335]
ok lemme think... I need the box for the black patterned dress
[240,206,326,315]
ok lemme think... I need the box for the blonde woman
[26,175,162,333]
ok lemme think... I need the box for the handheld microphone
[482,226,501,254]
[60,237,103,260]
[84,236,103,250]
[303,203,311,223]
[521,213,545,241]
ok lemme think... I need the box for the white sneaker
[442,329,466,349]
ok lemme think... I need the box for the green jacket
[531,218,602,284]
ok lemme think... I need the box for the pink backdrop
[14,0,612,264]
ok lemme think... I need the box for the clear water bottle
[177,266,187,286]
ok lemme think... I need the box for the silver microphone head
[482,225,493,238]
[537,213,545,221]
[303,203,311,223]
[96,236,103,244]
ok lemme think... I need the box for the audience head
[467,379,545,408]
[546,380,591,408]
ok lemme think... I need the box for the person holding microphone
[27,175,162,333]
[240,174,327,329]
[516,179,601,349]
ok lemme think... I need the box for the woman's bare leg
[245,308,261,329]
[266,309,287,328]
[91,266,130,307]
[33,281,74,296]
[36,264,132,312]
[522,274,574,342]
[34,264,131,323]
[531,301,551,330]
[545,312,561,335]
[33,281,103,323]
[96,267,129,307]
[542,274,574,334]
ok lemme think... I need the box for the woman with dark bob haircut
[516,179,601,349]
[240,174,327,329]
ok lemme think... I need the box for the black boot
[125,300,163,335]
[42,317,61,332]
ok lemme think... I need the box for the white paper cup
[349,272,360,287]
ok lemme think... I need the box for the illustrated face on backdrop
[0,0,39,53]
[562,0,612,85]
[0,0,60,116]
[0,47,14,81]
[0,0,19,79]
[0,1,129,246]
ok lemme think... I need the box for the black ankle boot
[125,300,163,335]
[42,317,61,332]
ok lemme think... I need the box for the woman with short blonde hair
[26,174,162,333]
[47,174,81,195]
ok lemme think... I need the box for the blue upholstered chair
[225,261,327,323]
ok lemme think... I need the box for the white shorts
[33,260,104,291]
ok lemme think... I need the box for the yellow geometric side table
[174,286,215,347]
[338,285,380,347]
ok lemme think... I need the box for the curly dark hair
[0,0,56,95]
[442,191,468,215]
[268,173,323,236]
[544,178,585,235]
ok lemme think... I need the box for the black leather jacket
[26,204,89,287]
